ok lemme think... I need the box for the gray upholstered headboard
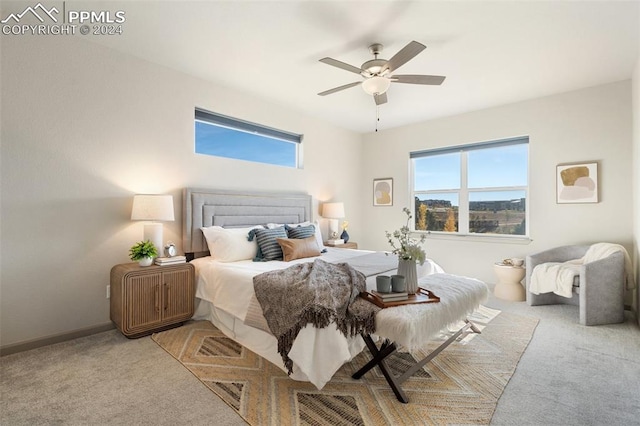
[182,188,312,256]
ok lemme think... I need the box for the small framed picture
[556,162,598,204]
[373,178,393,206]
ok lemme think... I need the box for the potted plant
[385,207,427,293]
[129,240,158,266]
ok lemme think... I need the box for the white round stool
[493,263,526,301]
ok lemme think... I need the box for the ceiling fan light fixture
[362,76,391,95]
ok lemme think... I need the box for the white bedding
[191,247,444,389]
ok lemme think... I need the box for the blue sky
[195,121,297,167]
[414,144,528,203]
[196,120,528,198]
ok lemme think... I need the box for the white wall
[2,34,636,349]
[361,82,634,287]
[633,54,640,323]
[0,35,363,348]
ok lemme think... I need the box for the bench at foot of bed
[353,320,481,403]
[353,273,489,403]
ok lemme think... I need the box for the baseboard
[0,322,115,357]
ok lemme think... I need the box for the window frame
[195,108,303,168]
[410,136,529,239]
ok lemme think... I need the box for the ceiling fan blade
[317,81,361,96]
[319,57,363,75]
[391,74,446,85]
[374,92,388,105]
[382,41,426,74]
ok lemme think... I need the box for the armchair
[526,245,625,326]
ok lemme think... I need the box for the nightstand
[493,263,526,302]
[110,262,195,338]
[325,242,358,249]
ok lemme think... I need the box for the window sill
[417,231,532,245]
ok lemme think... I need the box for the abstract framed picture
[373,178,393,206]
[556,162,598,204]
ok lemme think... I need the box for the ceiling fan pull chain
[375,105,379,132]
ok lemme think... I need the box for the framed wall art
[373,178,393,206]
[556,162,598,204]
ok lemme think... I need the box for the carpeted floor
[2,290,638,425]
[152,307,538,425]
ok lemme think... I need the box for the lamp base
[328,219,339,240]
[142,223,163,258]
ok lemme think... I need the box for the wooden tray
[360,287,440,308]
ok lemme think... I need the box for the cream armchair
[525,245,626,326]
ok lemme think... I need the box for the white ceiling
[84,1,639,133]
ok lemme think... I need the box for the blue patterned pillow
[248,227,288,261]
[285,224,316,240]
[285,224,325,253]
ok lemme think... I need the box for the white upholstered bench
[354,273,489,403]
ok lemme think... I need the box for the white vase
[138,257,153,267]
[397,258,419,294]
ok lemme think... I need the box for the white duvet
[191,247,443,389]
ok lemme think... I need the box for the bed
[183,188,487,394]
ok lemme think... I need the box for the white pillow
[200,226,261,262]
[268,221,324,251]
[311,221,324,250]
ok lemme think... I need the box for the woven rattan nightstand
[110,262,195,338]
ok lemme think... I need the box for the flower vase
[138,257,153,267]
[397,258,419,294]
[340,229,349,243]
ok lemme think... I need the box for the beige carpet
[152,307,538,425]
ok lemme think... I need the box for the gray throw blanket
[253,259,380,374]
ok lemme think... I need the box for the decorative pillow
[248,226,288,261]
[200,226,261,262]
[277,236,321,262]
[286,224,316,240]
[281,221,326,253]
[267,221,309,229]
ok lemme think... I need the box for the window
[195,108,303,168]
[411,137,528,237]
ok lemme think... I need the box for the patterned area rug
[152,307,537,425]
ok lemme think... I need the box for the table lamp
[131,194,175,257]
[322,202,345,239]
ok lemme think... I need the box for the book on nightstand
[371,291,409,301]
[155,256,186,265]
[325,239,344,246]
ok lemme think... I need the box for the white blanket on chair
[529,243,636,299]
[529,261,582,298]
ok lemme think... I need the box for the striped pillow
[286,224,316,240]
[286,223,325,252]
[252,227,288,261]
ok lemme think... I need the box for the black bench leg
[352,334,409,403]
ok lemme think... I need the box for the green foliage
[129,240,158,260]
[385,207,427,265]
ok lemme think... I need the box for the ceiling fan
[317,41,445,105]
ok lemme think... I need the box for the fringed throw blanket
[253,259,380,374]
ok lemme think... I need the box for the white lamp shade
[131,195,175,221]
[322,202,345,219]
[362,76,391,95]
